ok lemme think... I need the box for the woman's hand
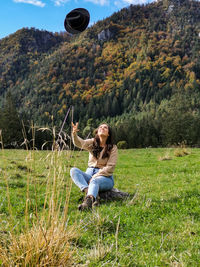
[71,122,79,134]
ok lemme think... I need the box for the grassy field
[0,147,200,266]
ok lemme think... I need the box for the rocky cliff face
[97,28,115,41]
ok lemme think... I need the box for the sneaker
[78,196,94,211]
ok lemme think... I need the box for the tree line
[1,91,200,149]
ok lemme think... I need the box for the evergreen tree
[159,93,198,146]
[83,118,95,137]
[1,92,23,148]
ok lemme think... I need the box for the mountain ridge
[0,0,200,147]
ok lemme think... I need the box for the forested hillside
[0,0,200,148]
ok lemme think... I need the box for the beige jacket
[72,132,118,179]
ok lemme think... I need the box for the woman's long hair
[91,123,114,159]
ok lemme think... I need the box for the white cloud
[52,0,70,6]
[114,0,147,7]
[13,0,45,7]
[84,0,110,6]
[114,0,123,7]
[123,0,136,3]
[123,0,146,3]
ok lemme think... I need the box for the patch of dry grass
[174,142,191,157]
[174,147,190,157]
[158,151,172,161]
[0,218,77,266]
[158,156,172,161]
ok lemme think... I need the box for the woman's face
[97,124,109,138]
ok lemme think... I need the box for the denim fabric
[70,167,114,199]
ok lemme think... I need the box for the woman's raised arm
[71,122,93,150]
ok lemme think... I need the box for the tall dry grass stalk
[115,216,120,261]
[22,121,32,229]
[40,125,74,227]
[0,115,79,265]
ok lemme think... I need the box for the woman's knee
[89,178,98,184]
[70,167,79,177]
[90,178,106,187]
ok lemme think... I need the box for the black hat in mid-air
[64,8,90,34]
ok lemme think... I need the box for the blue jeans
[70,167,114,199]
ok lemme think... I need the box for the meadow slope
[0,148,199,266]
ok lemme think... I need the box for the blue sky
[0,0,153,39]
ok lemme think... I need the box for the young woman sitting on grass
[70,122,118,211]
